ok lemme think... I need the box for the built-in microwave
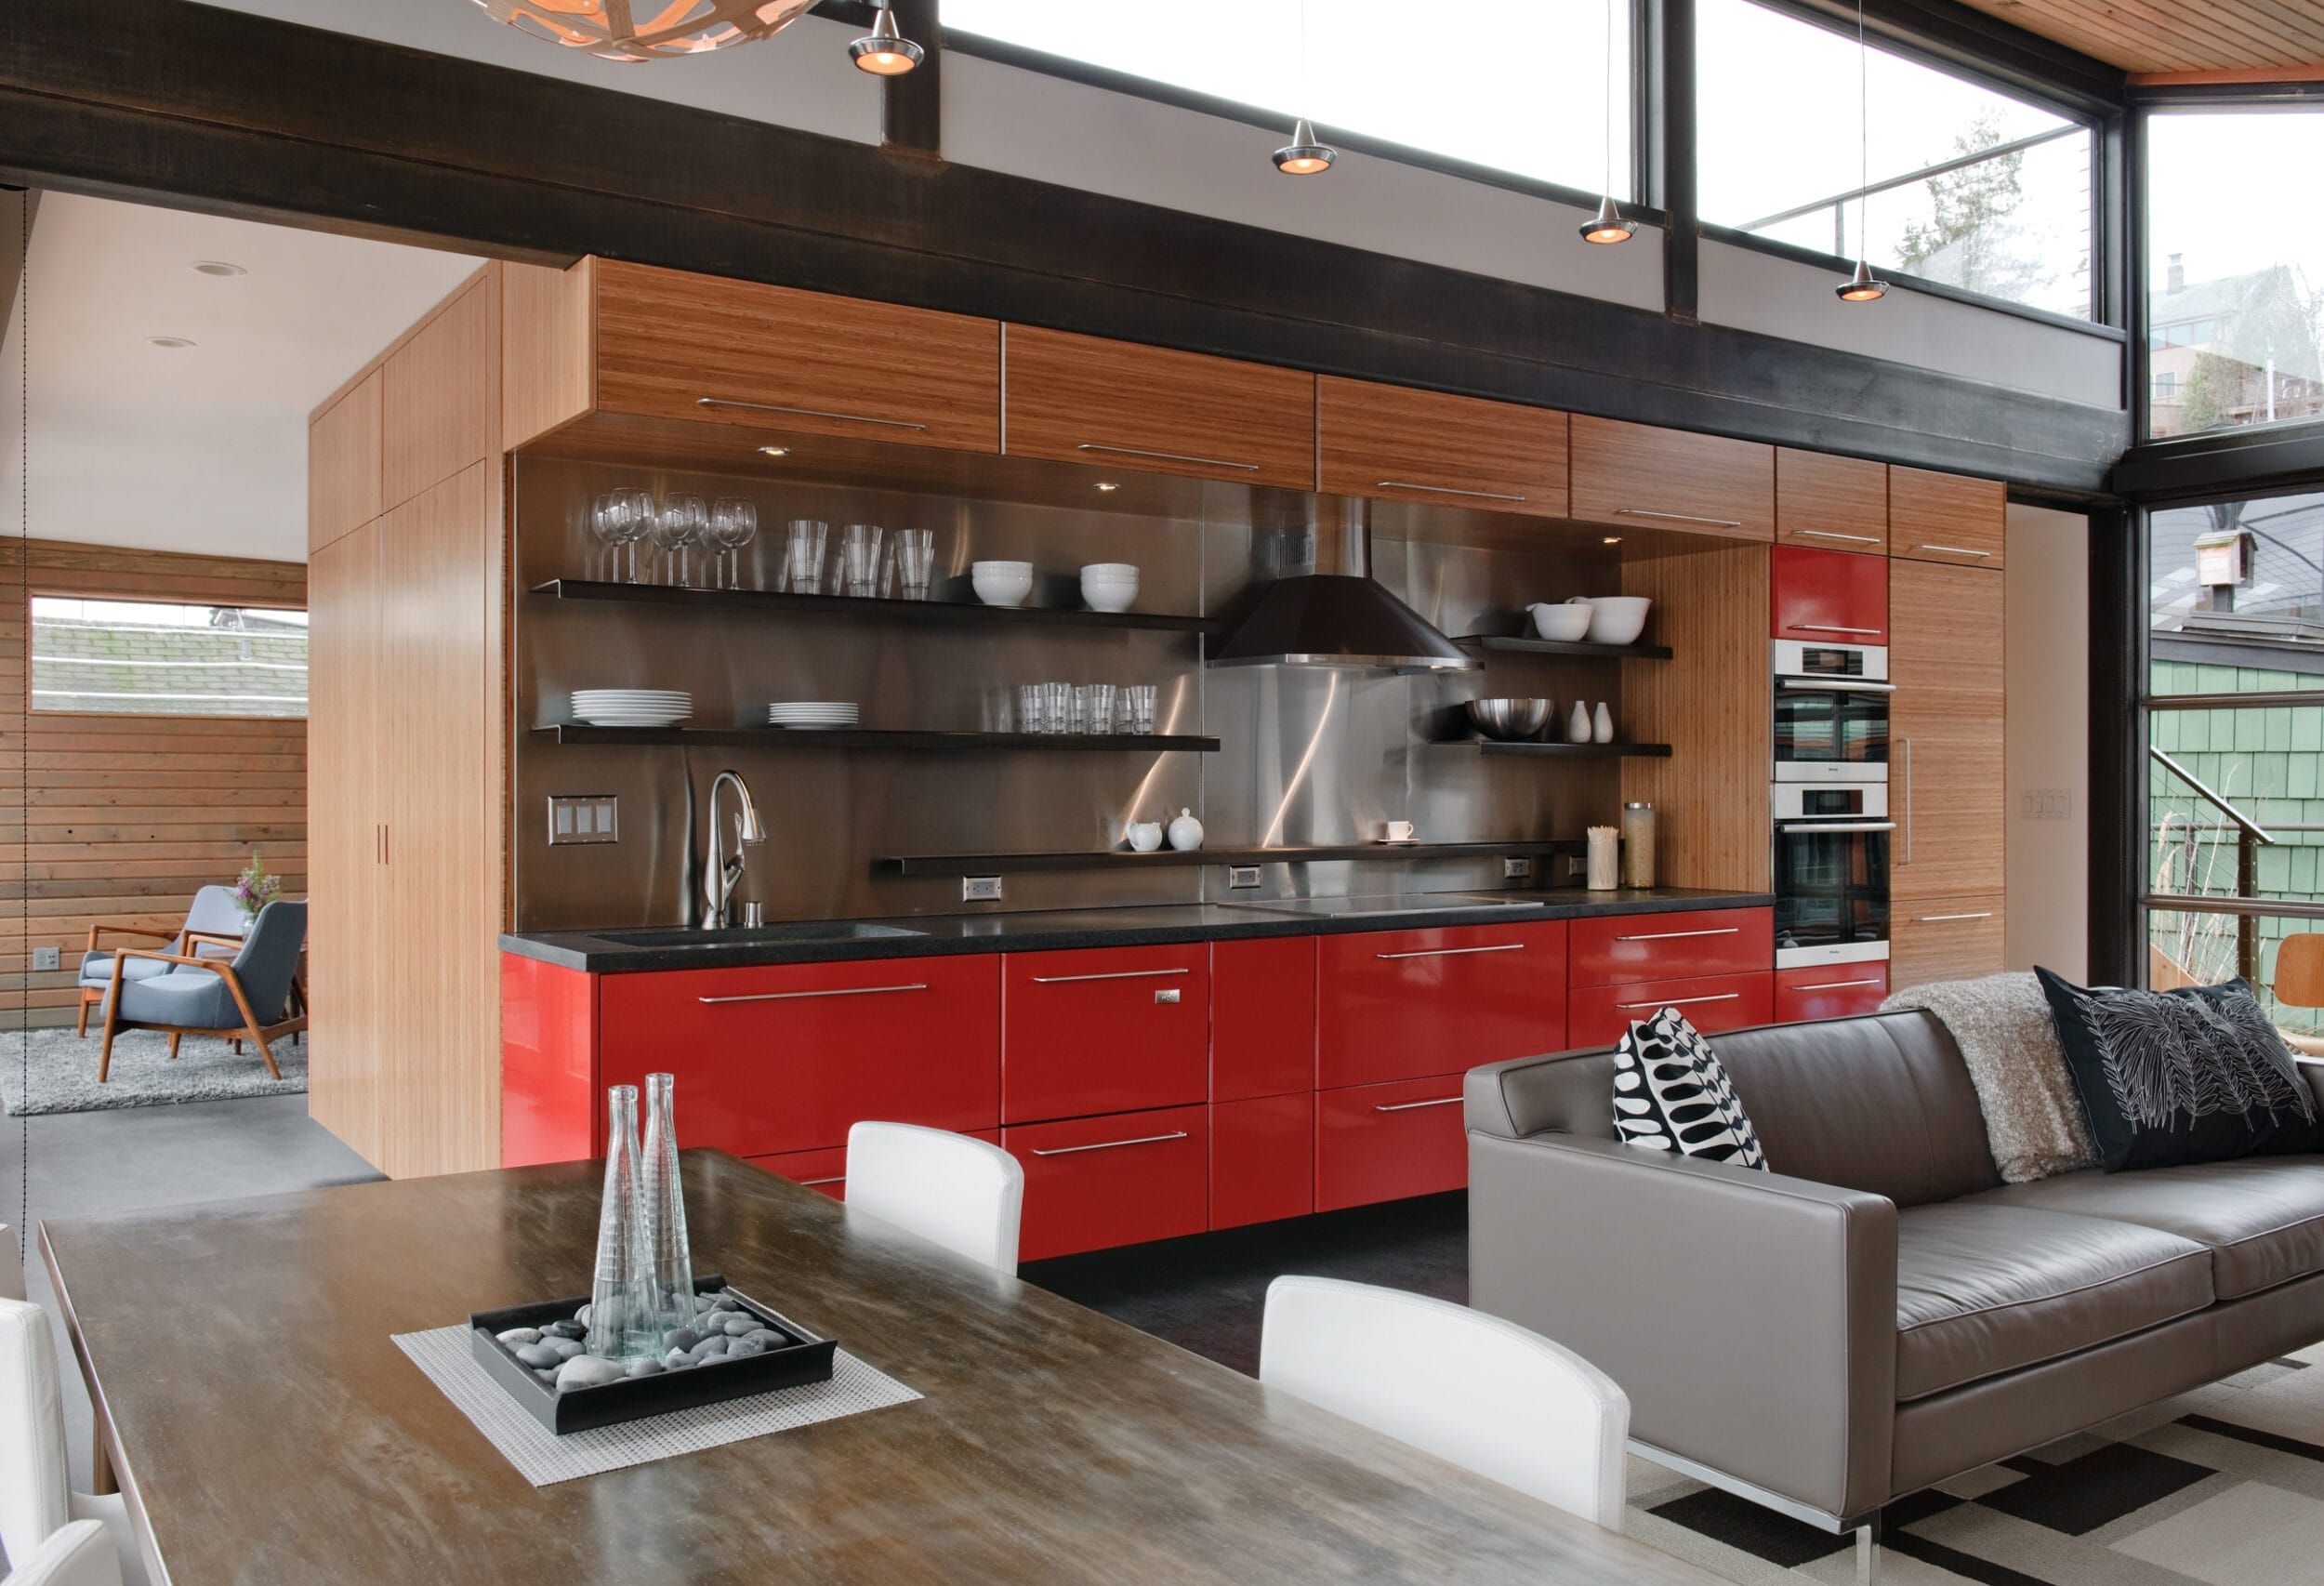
[1773,640,1892,783]
[1771,781,1893,968]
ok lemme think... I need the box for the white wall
[2004,503,2092,978]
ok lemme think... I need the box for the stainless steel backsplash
[513,457,1624,931]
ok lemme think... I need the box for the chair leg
[167,1031,181,1062]
[76,993,89,1038]
[215,964,283,1080]
[1855,1521,1881,1586]
[98,1011,118,1084]
[246,1026,281,1082]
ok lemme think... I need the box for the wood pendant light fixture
[475,0,817,62]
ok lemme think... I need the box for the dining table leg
[92,1413,117,1495]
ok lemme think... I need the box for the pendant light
[1579,0,1634,244]
[1834,0,1887,302]
[1273,0,1337,174]
[849,2,924,75]
[474,0,815,62]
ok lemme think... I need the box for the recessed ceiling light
[146,336,196,350]
[190,261,245,278]
[757,445,790,457]
[1094,482,1120,493]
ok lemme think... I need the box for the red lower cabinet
[1003,945,1209,1124]
[1775,962,1890,1022]
[502,955,599,1168]
[1006,1104,1209,1261]
[1568,906,1775,988]
[748,1130,1003,1201]
[1211,938,1316,1101]
[1567,970,1776,1048]
[1317,924,1567,1089]
[1314,1076,1470,1213]
[1210,1093,1313,1230]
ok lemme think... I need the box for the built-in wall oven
[1773,640,1891,782]
[1771,782,1893,968]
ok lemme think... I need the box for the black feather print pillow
[2035,968,2324,1172]
[1611,1007,1769,1170]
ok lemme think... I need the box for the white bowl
[1584,595,1653,646]
[973,569,1034,607]
[1082,566,1140,613]
[971,560,1033,575]
[1528,603,1593,642]
[1082,562,1138,579]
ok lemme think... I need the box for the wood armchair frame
[75,923,179,1038]
[98,948,308,1084]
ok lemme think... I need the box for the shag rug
[0,1024,308,1116]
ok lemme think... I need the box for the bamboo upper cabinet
[1889,559,2005,905]
[589,259,1002,455]
[1891,466,2005,569]
[1316,377,1569,518]
[1000,325,1316,489]
[1776,448,1888,554]
[1569,416,1775,542]
[309,371,382,555]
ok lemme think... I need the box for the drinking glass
[1041,682,1073,736]
[1126,684,1158,735]
[841,523,884,599]
[639,1073,695,1344]
[588,1085,652,1362]
[612,488,655,584]
[1017,683,1045,735]
[892,528,935,601]
[784,519,828,595]
[1079,684,1116,737]
[657,494,707,588]
[709,498,759,589]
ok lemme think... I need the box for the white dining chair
[844,1122,1024,1275]
[7,1519,125,1586]
[2,1223,23,1302]
[1258,1275,1632,1531]
[0,1299,145,1586]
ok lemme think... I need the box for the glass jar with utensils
[655,494,707,587]
[840,524,884,599]
[782,519,828,594]
[708,498,758,589]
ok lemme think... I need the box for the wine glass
[656,495,707,588]
[611,489,654,585]
[588,495,620,581]
[710,498,759,589]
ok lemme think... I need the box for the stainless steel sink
[595,923,928,948]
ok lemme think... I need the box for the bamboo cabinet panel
[1569,416,1775,542]
[382,273,498,511]
[592,259,1001,454]
[1889,561,2005,905]
[305,525,378,1156]
[1000,325,1317,488]
[1316,377,1569,518]
[308,372,382,554]
[1891,895,2006,988]
[1891,466,2006,568]
[1775,448,1887,553]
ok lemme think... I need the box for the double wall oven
[1771,641,1894,970]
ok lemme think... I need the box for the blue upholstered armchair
[96,899,310,1082]
[76,884,246,1038]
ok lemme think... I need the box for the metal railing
[2147,745,2277,981]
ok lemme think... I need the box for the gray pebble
[720,1315,760,1338]
[514,1342,562,1368]
[738,1328,783,1349]
[626,1358,666,1378]
[710,1295,744,1313]
[693,1294,719,1313]
[534,1368,559,1383]
[727,1336,769,1358]
[539,1320,587,1341]
[662,1347,693,1370]
[546,1338,585,1361]
[554,1355,627,1392]
[662,1327,699,1353]
[495,1327,543,1346]
[690,1336,730,1360]
[574,1304,592,1328]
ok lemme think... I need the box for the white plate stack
[573,689,693,728]
[767,702,861,730]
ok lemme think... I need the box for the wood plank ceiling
[1959,0,2324,77]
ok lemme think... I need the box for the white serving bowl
[1081,564,1140,613]
[1528,602,1593,641]
[972,567,1034,607]
[1584,595,1652,645]
[971,560,1033,575]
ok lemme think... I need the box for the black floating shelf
[1453,635,1674,660]
[531,578,1219,635]
[1464,739,1673,758]
[539,725,1220,753]
[877,839,1587,876]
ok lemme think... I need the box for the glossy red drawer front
[501,954,598,1169]
[1568,907,1773,988]
[1316,924,1567,1090]
[1212,937,1316,1101]
[1003,945,1208,1124]
[1211,1093,1313,1231]
[1568,970,1776,1049]
[748,1129,1003,1202]
[1773,543,1889,643]
[1314,1076,1470,1213]
[1005,1104,1208,1261]
[1775,963,1890,1023]
[597,955,1000,1158]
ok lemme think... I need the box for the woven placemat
[392,1325,921,1487]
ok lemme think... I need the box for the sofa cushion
[1963,1160,2324,1300]
[1894,1204,2213,1400]
[1612,1009,1767,1170]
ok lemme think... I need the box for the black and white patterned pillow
[1611,1007,1769,1170]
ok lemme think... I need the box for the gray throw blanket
[1881,971,2097,1183]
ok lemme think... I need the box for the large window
[31,598,308,718]
[2145,110,2324,440]
[941,0,1632,198]
[1697,0,2094,320]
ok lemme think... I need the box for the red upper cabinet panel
[1317,924,1568,1090]
[1003,945,1210,1124]
[1772,543,1890,645]
[1211,937,1316,1102]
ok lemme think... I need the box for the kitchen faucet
[700,769,767,929]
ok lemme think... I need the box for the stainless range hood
[1209,517,1474,673]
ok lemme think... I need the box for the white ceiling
[0,193,483,564]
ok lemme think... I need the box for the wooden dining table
[41,1149,1724,1585]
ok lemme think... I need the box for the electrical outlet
[1566,855,1588,878]
[962,876,1004,903]
[31,945,59,972]
[1225,865,1262,889]
[1503,857,1535,880]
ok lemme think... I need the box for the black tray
[469,1274,837,1434]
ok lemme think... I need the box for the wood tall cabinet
[307,265,515,1180]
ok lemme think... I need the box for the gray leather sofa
[1465,1010,2324,1561]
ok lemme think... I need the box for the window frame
[24,590,310,722]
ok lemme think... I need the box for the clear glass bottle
[588,1085,650,1361]
[639,1072,696,1341]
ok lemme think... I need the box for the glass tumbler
[1041,682,1074,736]
[1018,683,1045,735]
[784,519,828,595]
[893,528,935,601]
[1126,684,1158,735]
[588,1085,652,1361]
[1079,684,1116,736]
[639,1073,695,1344]
[841,523,884,598]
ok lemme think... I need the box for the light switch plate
[2019,789,2073,821]
[548,794,620,845]
[31,945,59,971]
[1225,865,1262,889]
[963,876,1004,903]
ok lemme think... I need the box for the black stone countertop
[500,886,1774,973]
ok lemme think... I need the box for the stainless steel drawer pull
[1373,944,1529,960]
[697,983,928,1004]
[1028,967,1191,985]
[799,1175,846,1187]
[1912,912,1994,923]
[696,396,927,431]
[1796,530,1882,545]
[1790,624,1883,635]
[1076,443,1260,472]
[1373,1096,1464,1113]
[1778,677,1896,694]
[1616,992,1742,1011]
[1375,480,1526,503]
[1030,1130,1191,1157]
[1790,978,1885,991]
[1778,821,1897,834]
[1614,508,1745,529]
[1910,543,1993,559]
[1612,927,1740,942]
